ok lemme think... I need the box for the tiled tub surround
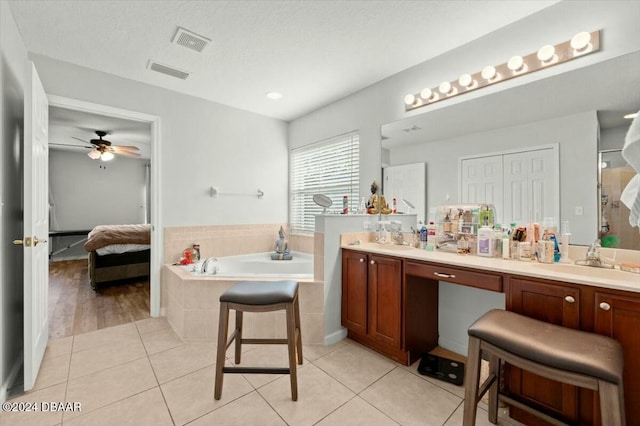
[163,265,324,344]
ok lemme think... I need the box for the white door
[383,162,426,223]
[503,148,558,225]
[460,156,504,223]
[22,62,49,391]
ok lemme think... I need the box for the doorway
[46,96,162,329]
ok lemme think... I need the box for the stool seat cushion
[220,280,299,305]
[468,309,623,384]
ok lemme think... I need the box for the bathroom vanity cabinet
[341,244,640,426]
[341,251,404,362]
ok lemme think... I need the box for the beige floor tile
[68,338,147,380]
[313,342,396,393]
[302,339,348,362]
[187,391,286,426]
[0,383,66,426]
[63,387,173,426]
[44,337,73,359]
[401,359,466,399]
[72,323,139,352]
[64,357,157,421]
[258,363,355,426]
[231,344,303,389]
[149,342,217,384]
[161,365,254,426]
[444,402,521,426]
[316,396,399,426]
[141,327,183,355]
[360,368,462,426]
[34,353,71,391]
[136,316,171,335]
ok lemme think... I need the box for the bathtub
[184,251,313,279]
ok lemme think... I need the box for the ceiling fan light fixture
[101,151,115,161]
[87,150,101,160]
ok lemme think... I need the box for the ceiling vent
[147,60,190,80]
[172,27,210,52]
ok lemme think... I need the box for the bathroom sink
[534,262,637,280]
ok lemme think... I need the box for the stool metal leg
[286,303,298,401]
[214,302,230,400]
[294,295,303,364]
[235,310,243,365]
[463,336,482,426]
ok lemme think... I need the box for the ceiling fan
[51,130,141,161]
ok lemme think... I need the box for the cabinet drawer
[405,261,503,292]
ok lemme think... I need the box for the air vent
[147,60,190,80]
[172,27,210,52]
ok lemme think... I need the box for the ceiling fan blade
[114,150,141,158]
[71,137,93,146]
[50,142,92,150]
[112,145,140,151]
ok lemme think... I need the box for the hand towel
[621,110,640,228]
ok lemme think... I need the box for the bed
[84,224,151,290]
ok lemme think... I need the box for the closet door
[383,162,426,222]
[460,155,504,223]
[503,148,558,225]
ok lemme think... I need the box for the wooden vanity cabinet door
[507,277,581,424]
[368,255,402,349]
[341,250,368,335]
[594,292,640,425]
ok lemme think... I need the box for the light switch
[574,206,583,216]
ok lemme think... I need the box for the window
[290,132,360,233]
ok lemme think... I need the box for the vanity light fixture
[266,91,283,100]
[404,30,600,112]
[624,112,638,120]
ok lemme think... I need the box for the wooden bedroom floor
[48,259,150,339]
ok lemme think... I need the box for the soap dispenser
[477,218,493,257]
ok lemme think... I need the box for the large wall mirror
[381,52,640,247]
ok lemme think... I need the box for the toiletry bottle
[502,228,510,259]
[426,221,436,251]
[342,196,348,214]
[560,220,571,263]
[443,212,451,233]
[420,224,427,249]
[392,198,397,214]
[192,244,200,261]
[477,224,493,257]
[451,212,459,234]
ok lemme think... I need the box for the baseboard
[438,336,467,357]
[50,255,86,262]
[1,353,23,403]
[324,327,348,346]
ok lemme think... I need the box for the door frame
[47,95,162,316]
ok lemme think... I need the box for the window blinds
[290,132,360,233]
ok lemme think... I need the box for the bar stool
[214,280,303,401]
[463,309,625,426]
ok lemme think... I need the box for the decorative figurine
[367,181,391,214]
[272,226,293,260]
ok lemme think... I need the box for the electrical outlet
[574,206,583,216]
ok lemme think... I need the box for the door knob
[370,260,375,265]
[33,237,47,246]
[13,237,32,247]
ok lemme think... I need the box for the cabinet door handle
[433,272,456,279]
[359,258,364,263]
[599,302,611,311]
[370,260,375,265]
[564,296,575,303]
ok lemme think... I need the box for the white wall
[30,54,289,229]
[601,124,630,151]
[391,112,599,246]
[0,0,28,401]
[49,150,147,230]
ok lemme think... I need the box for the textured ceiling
[8,0,558,122]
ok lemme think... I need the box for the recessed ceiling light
[266,91,283,100]
[624,112,638,120]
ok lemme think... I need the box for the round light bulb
[481,65,497,80]
[101,151,115,161]
[507,55,524,72]
[537,45,555,62]
[570,32,591,51]
[266,91,283,100]
[438,81,452,95]
[88,150,101,160]
[404,94,416,105]
[420,87,433,101]
[458,73,473,88]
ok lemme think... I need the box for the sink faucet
[201,257,218,274]
[575,240,613,268]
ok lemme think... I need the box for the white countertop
[341,241,640,294]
